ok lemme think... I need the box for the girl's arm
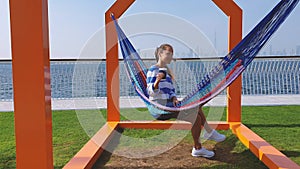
[147,68,162,96]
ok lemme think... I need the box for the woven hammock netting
[111,0,299,114]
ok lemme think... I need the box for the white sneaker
[191,147,215,158]
[203,129,226,142]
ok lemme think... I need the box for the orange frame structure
[64,1,300,169]
[8,0,300,169]
[10,0,53,169]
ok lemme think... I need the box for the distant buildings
[259,45,300,56]
[296,45,300,55]
[138,45,300,58]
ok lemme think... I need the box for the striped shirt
[146,65,176,102]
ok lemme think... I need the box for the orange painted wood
[118,121,230,130]
[9,0,53,168]
[232,124,300,169]
[213,0,242,123]
[63,122,118,169]
[105,0,135,122]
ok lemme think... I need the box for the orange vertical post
[212,0,242,123]
[9,0,53,168]
[105,0,135,122]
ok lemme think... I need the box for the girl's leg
[177,108,203,149]
[190,112,215,158]
[198,108,213,133]
[198,107,226,142]
[178,108,215,157]
[191,113,202,149]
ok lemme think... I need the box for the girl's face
[159,47,173,64]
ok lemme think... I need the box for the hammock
[111,0,299,114]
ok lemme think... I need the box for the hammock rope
[111,0,299,113]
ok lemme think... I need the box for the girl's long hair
[155,44,175,80]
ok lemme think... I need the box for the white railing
[0,56,299,101]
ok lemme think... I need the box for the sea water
[0,59,299,101]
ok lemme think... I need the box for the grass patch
[52,110,91,168]
[242,106,300,165]
[0,106,299,168]
[0,112,15,169]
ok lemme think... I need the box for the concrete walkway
[1,95,300,112]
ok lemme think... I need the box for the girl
[146,44,225,158]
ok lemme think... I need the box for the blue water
[0,59,299,101]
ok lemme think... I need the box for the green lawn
[0,106,299,168]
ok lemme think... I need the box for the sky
[0,0,300,59]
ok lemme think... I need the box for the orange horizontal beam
[64,121,229,168]
[232,124,300,169]
[65,121,300,169]
[118,121,230,130]
[63,122,118,169]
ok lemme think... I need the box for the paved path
[1,95,300,112]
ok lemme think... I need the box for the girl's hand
[154,73,164,89]
[172,97,179,107]
[156,72,165,81]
